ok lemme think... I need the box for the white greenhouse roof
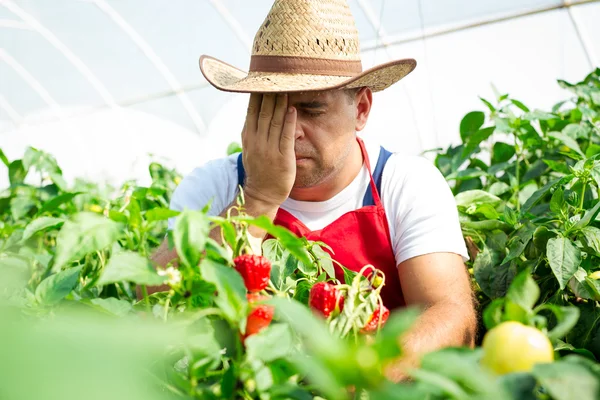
[1,0,599,186]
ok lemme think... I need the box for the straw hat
[199,0,416,93]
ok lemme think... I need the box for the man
[152,0,476,382]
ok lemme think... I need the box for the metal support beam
[362,0,600,51]
[564,0,597,68]
[0,0,117,107]
[91,0,207,133]
[207,0,253,52]
[0,94,22,123]
[0,48,62,118]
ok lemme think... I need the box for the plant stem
[580,180,587,211]
[142,285,150,312]
[514,139,521,212]
[163,295,171,322]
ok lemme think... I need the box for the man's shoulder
[171,154,239,204]
[383,151,442,183]
[192,153,239,173]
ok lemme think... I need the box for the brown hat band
[249,55,362,77]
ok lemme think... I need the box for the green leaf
[107,210,128,224]
[460,111,485,142]
[0,254,31,288]
[537,304,581,342]
[201,259,247,324]
[53,212,123,272]
[524,110,558,121]
[246,323,294,362]
[533,357,600,400]
[445,168,486,181]
[172,210,210,269]
[127,198,142,227]
[502,222,536,264]
[267,297,345,359]
[226,142,242,155]
[549,131,585,157]
[293,280,311,305]
[0,148,9,167]
[546,237,581,290]
[37,192,82,215]
[312,244,335,279]
[461,127,495,157]
[10,195,36,220]
[483,298,505,330]
[507,268,540,311]
[455,190,502,208]
[418,348,508,400]
[473,247,501,299]
[408,369,470,399]
[521,178,560,215]
[543,159,571,174]
[569,268,596,300]
[488,161,513,176]
[239,215,312,267]
[580,226,600,254]
[574,200,600,230]
[497,373,538,400]
[550,188,565,214]
[372,307,420,360]
[586,143,600,158]
[492,142,516,163]
[89,298,133,317]
[503,205,518,225]
[22,147,68,191]
[144,208,179,222]
[97,251,166,286]
[522,159,550,182]
[273,253,297,291]
[21,217,65,242]
[35,266,82,305]
[461,220,512,232]
[291,354,346,400]
[563,123,591,139]
[510,99,530,112]
[221,364,236,399]
[9,160,27,186]
[488,182,511,196]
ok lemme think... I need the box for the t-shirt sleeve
[167,156,239,230]
[382,155,469,266]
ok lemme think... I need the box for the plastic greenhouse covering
[1,0,599,188]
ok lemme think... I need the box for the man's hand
[242,93,297,209]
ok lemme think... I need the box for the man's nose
[294,122,304,140]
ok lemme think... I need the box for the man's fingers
[245,94,262,136]
[241,121,247,149]
[280,106,296,155]
[257,94,276,142]
[269,94,288,143]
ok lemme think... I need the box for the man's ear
[354,87,373,132]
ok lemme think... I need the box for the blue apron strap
[237,153,245,188]
[362,146,393,207]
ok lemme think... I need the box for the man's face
[287,89,361,188]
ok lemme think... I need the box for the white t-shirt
[168,137,469,266]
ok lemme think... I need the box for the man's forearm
[384,299,477,382]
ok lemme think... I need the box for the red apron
[237,138,405,309]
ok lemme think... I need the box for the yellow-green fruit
[481,321,554,375]
[589,271,600,280]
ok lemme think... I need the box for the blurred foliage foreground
[2,69,600,400]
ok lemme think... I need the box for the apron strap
[237,153,245,188]
[362,145,393,207]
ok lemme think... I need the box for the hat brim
[199,55,417,94]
